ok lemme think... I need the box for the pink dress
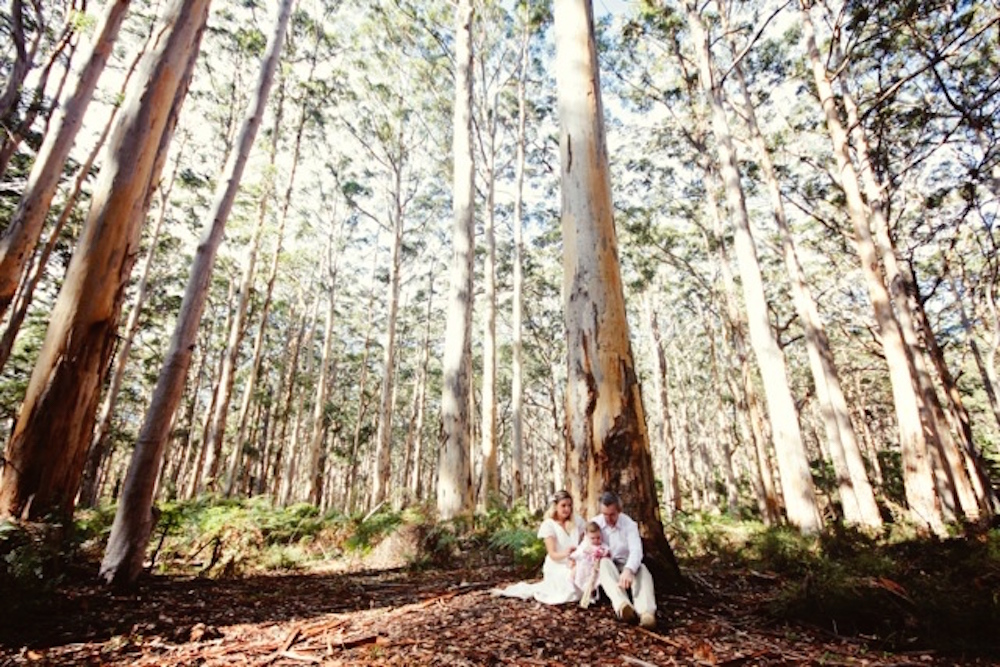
[571,543,609,600]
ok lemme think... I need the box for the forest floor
[1,554,997,667]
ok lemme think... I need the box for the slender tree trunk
[801,1,943,532]
[0,0,130,321]
[280,290,321,507]
[98,0,292,586]
[686,0,820,533]
[203,205,267,492]
[0,0,210,522]
[405,273,434,503]
[510,3,530,505]
[309,232,342,507]
[480,96,499,508]
[702,166,781,526]
[646,301,680,517]
[722,25,881,528]
[837,83,979,522]
[437,0,476,521]
[372,179,405,507]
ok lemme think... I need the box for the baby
[570,520,609,608]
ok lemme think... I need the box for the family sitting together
[495,490,657,630]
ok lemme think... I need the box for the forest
[0,0,999,664]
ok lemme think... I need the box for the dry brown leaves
[0,564,992,666]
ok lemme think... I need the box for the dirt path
[0,564,993,666]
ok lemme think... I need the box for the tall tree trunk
[437,0,476,521]
[0,0,210,522]
[837,82,979,522]
[308,232,342,507]
[203,199,268,492]
[98,0,292,586]
[801,1,943,532]
[686,0,820,533]
[702,165,781,526]
[79,154,179,508]
[225,31,319,496]
[554,0,679,585]
[0,0,130,321]
[645,300,680,518]
[480,93,499,509]
[722,21,881,528]
[372,176,405,508]
[406,273,434,502]
[188,285,236,500]
[280,289,322,507]
[510,2,531,505]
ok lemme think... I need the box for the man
[591,491,657,629]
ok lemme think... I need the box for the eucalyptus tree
[716,0,881,528]
[799,0,944,531]
[99,0,292,585]
[681,0,821,532]
[438,0,476,520]
[552,0,678,581]
[0,1,131,322]
[0,0,210,522]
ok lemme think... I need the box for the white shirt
[590,511,643,574]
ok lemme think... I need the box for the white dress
[495,515,586,604]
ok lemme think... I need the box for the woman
[494,489,586,604]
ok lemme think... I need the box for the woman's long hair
[545,489,573,521]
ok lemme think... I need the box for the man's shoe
[639,612,656,629]
[617,602,637,624]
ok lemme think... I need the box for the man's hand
[618,567,635,590]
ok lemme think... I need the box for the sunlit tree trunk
[0,0,130,321]
[686,0,820,533]
[0,0,210,522]
[80,155,179,508]
[510,3,531,505]
[702,165,781,526]
[372,177,405,508]
[835,81,979,522]
[437,0,476,521]
[645,300,680,518]
[479,94,499,509]
[405,274,434,503]
[721,22,881,528]
[554,0,678,583]
[98,0,292,586]
[801,1,943,532]
[309,232,342,507]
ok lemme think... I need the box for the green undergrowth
[667,512,1000,655]
[1,496,548,599]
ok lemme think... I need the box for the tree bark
[801,1,944,532]
[554,0,679,586]
[437,0,476,521]
[98,0,292,585]
[686,0,821,533]
[0,0,210,522]
[0,0,130,321]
